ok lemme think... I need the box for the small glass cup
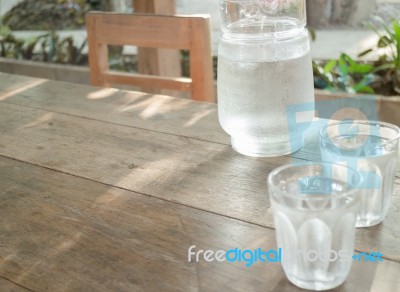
[268,162,361,291]
[320,120,400,227]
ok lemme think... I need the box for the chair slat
[86,12,215,102]
[105,71,192,91]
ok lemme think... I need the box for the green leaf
[353,75,374,94]
[372,63,396,73]
[348,63,374,74]
[340,53,357,66]
[392,21,400,69]
[338,55,348,75]
[378,36,393,48]
[358,49,373,57]
[393,20,400,42]
[323,60,337,73]
[355,85,375,94]
[307,27,316,42]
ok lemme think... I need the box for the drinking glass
[320,120,400,227]
[268,162,361,291]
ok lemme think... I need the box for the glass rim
[319,120,400,145]
[267,162,362,201]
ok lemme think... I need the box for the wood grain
[87,13,192,49]
[3,74,398,166]
[0,73,227,143]
[0,73,396,171]
[0,73,397,171]
[188,15,215,102]
[0,101,399,262]
[0,277,30,291]
[104,71,192,91]
[0,101,283,225]
[1,156,399,291]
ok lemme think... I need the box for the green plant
[0,26,23,58]
[3,0,90,31]
[0,26,47,60]
[39,31,87,65]
[0,26,87,65]
[313,53,375,94]
[358,17,400,95]
[313,18,400,96]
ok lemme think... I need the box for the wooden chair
[86,11,215,102]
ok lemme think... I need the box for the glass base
[231,135,303,157]
[288,276,346,291]
[356,216,384,228]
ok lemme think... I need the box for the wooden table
[0,72,399,291]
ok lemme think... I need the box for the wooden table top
[0,72,399,291]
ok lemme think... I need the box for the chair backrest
[86,12,215,102]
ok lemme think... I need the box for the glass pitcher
[218,0,315,157]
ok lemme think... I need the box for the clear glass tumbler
[320,120,400,227]
[268,162,361,291]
